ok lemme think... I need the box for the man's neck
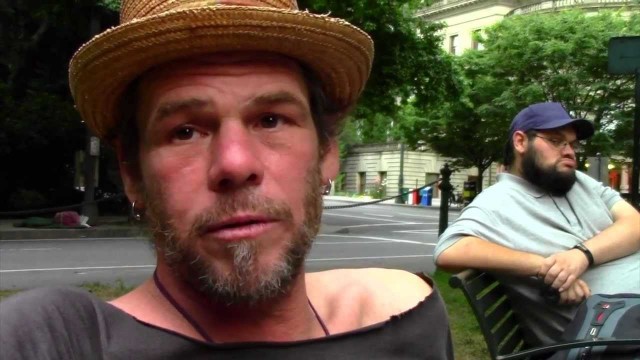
[508,162,524,178]
[153,262,322,343]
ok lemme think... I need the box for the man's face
[123,53,337,304]
[520,127,579,196]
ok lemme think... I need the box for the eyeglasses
[534,135,583,152]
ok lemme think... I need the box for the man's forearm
[436,236,544,276]
[584,201,640,265]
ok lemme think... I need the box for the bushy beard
[143,165,323,305]
[521,145,576,196]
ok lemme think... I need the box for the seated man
[0,1,453,359]
[435,102,640,346]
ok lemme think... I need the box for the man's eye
[173,126,196,141]
[549,138,562,145]
[259,115,283,129]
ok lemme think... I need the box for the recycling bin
[420,187,433,206]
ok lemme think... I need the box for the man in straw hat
[435,102,640,346]
[0,1,453,358]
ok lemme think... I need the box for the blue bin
[420,187,433,206]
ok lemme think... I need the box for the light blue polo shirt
[435,171,640,345]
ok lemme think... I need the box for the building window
[472,29,484,50]
[377,172,388,197]
[449,34,459,55]
[358,172,366,194]
[378,171,387,185]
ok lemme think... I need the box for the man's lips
[558,157,576,168]
[200,215,279,241]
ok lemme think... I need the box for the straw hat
[69,0,374,141]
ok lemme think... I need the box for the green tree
[299,0,459,147]
[481,10,640,158]
[400,51,509,192]
[0,0,119,211]
[405,10,640,192]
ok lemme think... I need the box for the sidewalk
[0,196,448,240]
[0,216,145,241]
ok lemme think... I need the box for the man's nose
[562,142,577,158]
[207,121,263,192]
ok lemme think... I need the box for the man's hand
[558,279,591,305]
[538,249,590,292]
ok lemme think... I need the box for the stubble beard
[521,145,576,196]
[143,165,323,305]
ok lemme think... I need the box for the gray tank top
[0,275,453,359]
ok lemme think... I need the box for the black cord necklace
[549,194,583,230]
[153,270,214,343]
[152,270,330,343]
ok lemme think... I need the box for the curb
[1,199,459,240]
[0,227,147,241]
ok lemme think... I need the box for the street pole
[395,143,405,204]
[597,153,602,183]
[81,12,101,224]
[438,163,453,236]
[631,68,640,209]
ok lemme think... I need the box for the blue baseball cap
[508,102,595,140]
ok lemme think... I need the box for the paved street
[0,199,458,290]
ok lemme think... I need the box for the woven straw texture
[69,0,374,140]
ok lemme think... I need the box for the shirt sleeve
[579,171,623,210]
[0,288,104,360]
[434,205,499,262]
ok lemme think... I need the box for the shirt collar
[497,173,546,198]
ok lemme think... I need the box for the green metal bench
[449,269,640,360]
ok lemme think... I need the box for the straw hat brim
[69,5,374,140]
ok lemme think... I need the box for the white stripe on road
[394,212,441,219]
[0,248,61,252]
[0,254,433,273]
[338,222,436,229]
[308,254,432,261]
[0,265,155,273]
[322,213,406,223]
[319,234,436,246]
[362,213,394,218]
[393,230,440,234]
[315,241,405,245]
[0,237,148,243]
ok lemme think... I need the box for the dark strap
[308,298,331,336]
[153,270,214,343]
[154,270,330,341]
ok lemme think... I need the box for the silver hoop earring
[130,201,143,222]
[321,179,333,195]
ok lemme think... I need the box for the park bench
[448,269,640,360]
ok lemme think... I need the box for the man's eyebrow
[152,98,210,123]
[245,91,310,113]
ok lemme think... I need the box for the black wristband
[573,243,594,267]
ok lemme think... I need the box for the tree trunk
[475,165,485,193]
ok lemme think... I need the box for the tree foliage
[481,10,640,159]
[1,0,457,210]
[0,0,118,211]
[299,0,459,147]
[406,10,640,191]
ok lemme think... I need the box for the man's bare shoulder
[307,268,432,329]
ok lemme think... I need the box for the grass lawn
[0,271,490,359]
[433,270,490,359]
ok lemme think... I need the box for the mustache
[189,189,294,238]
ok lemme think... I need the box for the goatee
[144,165,323,305]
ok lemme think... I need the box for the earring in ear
[321,179,333,195]
[130,201,143,222]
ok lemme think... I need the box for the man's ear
[320,139,340,182]
[512,131,529,157]
[114,139,143,205]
